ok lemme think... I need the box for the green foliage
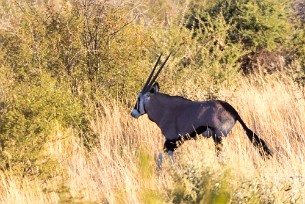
[171,167,233,203]
[137,147,164,204]
[152,12,243,99]
[0,0,157,177]
[234,0,291,50]
[0,73,85,178]
[141,189,164,204]
[0,0,154,100]
[137,147,154,181]
[185,0,296,75]
[291,23,305,71]
[187,0,292,51]
[187,13,244,99]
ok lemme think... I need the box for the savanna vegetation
[0,0,305,203]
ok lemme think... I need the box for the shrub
[185,0,294,74]
[188,0,292,50]
[0,0,155,101]
[0,73,85,178]
[171,167,233,203]
[152,12,243,99]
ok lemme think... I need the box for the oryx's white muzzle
[131,109,141,118]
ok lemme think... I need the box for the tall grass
[0,74,305,203]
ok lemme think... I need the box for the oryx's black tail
[237,115,273,158]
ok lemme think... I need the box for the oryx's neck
[144,93,188,125]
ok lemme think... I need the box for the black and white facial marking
[131,83,159,119]
[131,93,146,118]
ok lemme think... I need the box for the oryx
[131,53,273,168]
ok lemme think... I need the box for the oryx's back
[175,99,238,137]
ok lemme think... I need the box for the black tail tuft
[244,127,273,158]
[237,116,273,158]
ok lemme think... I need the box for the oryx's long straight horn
[146,52,172,91]
[141,53,163,93]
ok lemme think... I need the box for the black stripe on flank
[163,126,214,152]
[188,126,211,138]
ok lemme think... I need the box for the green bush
[0,0,155,101]
[187,0,292,50]
[0,73,85,178]
[171,167,233,203]
[150,12,243,99]
[185,0,294,74]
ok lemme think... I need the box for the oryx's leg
[160,138,182,167]
[157,150,175,170]
[168,150,175,164]
[212,135,223,156]
[157,152,163,170]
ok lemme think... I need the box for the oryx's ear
[150,82,159,93]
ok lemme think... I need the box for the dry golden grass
[1,74,305,203]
